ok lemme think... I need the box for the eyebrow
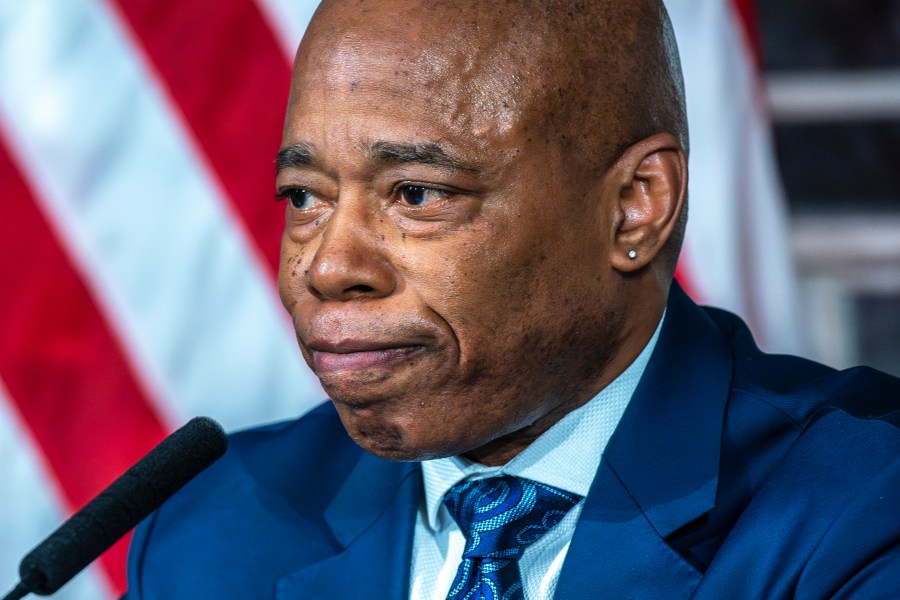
[276,142,316,172]
[275,140,481,175]
[368,141,480,174]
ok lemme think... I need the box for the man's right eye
[275,188,317,210]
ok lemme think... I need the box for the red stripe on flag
[0,134,169,594]
[110,0,292,276]
[674,261,697,300]
[731,0,762,64]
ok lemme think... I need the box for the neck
[463,300,666,467]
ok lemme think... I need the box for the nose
[306,202,397,301]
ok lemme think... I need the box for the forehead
[287,4,548,146]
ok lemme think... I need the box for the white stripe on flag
[254,0,320,60]
[670,0,745,310]
[0,0,323,430]
[0,379,114,600]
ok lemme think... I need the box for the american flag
[0,0,796,597]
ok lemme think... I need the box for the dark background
[758,0,900,375]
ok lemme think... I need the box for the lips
[307,339,427,373]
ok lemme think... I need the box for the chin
[349,429,442,462]
[336,405,467,462]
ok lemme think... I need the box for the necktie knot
[442,476,581,599]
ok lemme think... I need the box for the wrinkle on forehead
[293,0,556,140]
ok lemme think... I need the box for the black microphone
[3,416,228,600]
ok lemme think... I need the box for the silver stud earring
[627,250,638,260]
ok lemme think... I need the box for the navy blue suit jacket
[125,285,900,599]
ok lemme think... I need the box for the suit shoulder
[704,305,900,425]
[162,401,361,518]
[697,410,900,598]
[126,402,365,599]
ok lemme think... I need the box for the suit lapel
[556,285,732,599]
[275,453,421,600]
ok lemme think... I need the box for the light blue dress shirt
[409,317,664,599]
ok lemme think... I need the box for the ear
[605,133,687,274]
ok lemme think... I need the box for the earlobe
[607,133,687,274]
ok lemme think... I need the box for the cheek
[433,259,522,344]
[406,222,565,353]
[470,227,608,368]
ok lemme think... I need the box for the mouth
[308,340,428,373]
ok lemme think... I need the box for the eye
[398,185,449,207]
[275,188,320,210]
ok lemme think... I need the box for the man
[125,0,900,598]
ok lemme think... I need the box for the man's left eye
[398,185,449,207]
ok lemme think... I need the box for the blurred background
[759,0,900,377]
[0,0,896,598]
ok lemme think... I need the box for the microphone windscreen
[17,416,227,595]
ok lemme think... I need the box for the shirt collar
[420,313,665,531]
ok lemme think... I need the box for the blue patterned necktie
[442,475,582,600]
